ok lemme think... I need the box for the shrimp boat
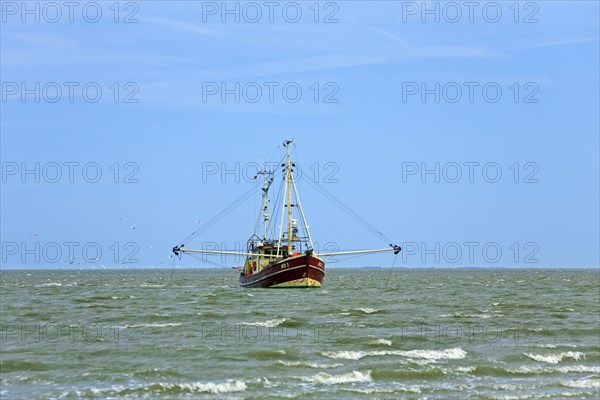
[172,140,400,288]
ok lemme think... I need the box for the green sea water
[1,268,599,399]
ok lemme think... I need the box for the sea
[1,268,599,399]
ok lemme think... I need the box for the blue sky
[1,1,598,269]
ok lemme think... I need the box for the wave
[277,360,343,369]
[245,349,287,359]
[370,338,392,346]
[72,295,127,303]
[59,380,247,397]
[124,322,181,329]
[321,348,467,361]
[480,364,600,376]
[320,351,367,360]
[301,370,372,385]
[343,386,421,394]
[556,365,600,373]
[0,359,49,372]
[401,348,468,360]
[560,379,600,389]
[527,365,599,374]
[372,365,476,380]
[523,351,584,364]
[438,312,491,319]
[240,318,289,328]
[454,366,477,373]
[356,308,379,314]
[150,380,247,393]
[131,368,185,379]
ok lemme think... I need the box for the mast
[276,179,287,258]
[257,170,272,240]
[292,177,314,250]
[284,140,294,255]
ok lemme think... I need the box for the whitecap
[530,344,557,349]
[321,350,366,360]
[560,379,600,389]
[345,386,421,394]
[356,308,379,314]
[321,348,467,361]
[505,366,546,374]
[240,318,289,328]
[524,351,584,364]
[401,348,468,360]
[277,360,343,369]
[370,339,392,346]
[156,380,247,393]
[57,380,247,397]
[438,312,491,319]
[491,395,528,400]
[557,365,600,373]
[301,370,372,385]
[124,322,181,329]
[453,366,476,373]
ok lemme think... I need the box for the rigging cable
[267,174,285,240]
[302,174,395,246]
[179,179,263,246]
[178,154,287,248]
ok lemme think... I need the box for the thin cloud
[515,37,599,51]
[140,15,226,37]
[369,27,503,59]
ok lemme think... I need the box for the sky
[1,0,598,269]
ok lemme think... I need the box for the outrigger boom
[317,245,401,257]
[172,245,401,258]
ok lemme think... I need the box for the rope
[186,252,235,269]
[168,253,177,286]
[384,252,399,288]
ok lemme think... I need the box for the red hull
[239,255,325,288]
